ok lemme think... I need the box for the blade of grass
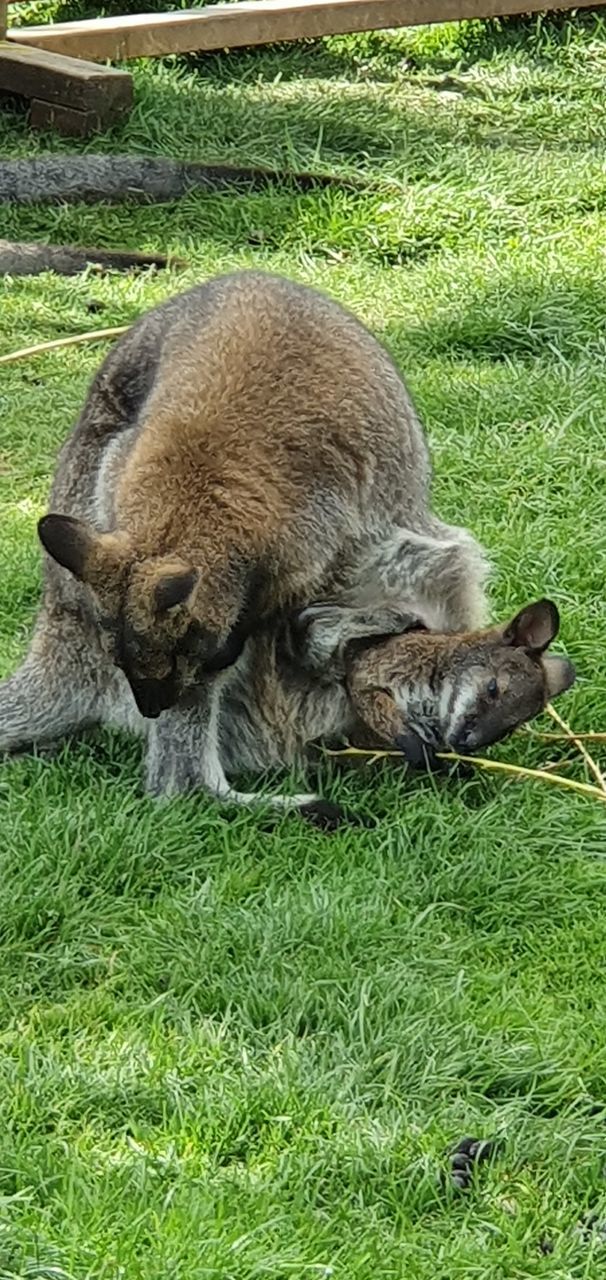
[0,327,129,365]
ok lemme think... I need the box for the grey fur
[0,271,488,811]
[218,606,417,777]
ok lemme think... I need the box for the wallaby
[219,599,576,797]
[0,269,488,817]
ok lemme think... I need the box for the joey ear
[154,568,198,613]
[503,599,560,652]
[38,514,129,588]
[38,514,97,581]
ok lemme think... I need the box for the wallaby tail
[0,239,180,277]
[0,156,361,206]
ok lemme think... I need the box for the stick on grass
[0,326,129,366]
[545,702,606,793]
[528,730,606,744]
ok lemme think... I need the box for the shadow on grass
[384,276,606,363]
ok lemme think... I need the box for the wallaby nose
[448,727,474,755]
[130,678,173,719]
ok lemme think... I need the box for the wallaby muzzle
[129,677,177,719]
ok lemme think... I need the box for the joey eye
[487,677,498,700]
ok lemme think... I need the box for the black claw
[451,1136,497,1162]
[452,1137,478,1159]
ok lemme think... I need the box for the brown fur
[3,270,489,812]
[218,599,575,792]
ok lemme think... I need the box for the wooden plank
[7,0,604,62]
[0,42,133,117]
[30,99,108,134]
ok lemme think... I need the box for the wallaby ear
[38,514,97,580]
[503,599,560,653]
[38,514,129,590]
[154,567,198,613]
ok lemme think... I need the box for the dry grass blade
[438,752,606,803]
[0,326,129,366]
[322,745,606,805]
[545,702,606,793]
[528,730,606,743]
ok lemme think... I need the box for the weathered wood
[6,0,604,61]
[0,42,132,118]
[29,99,107,134]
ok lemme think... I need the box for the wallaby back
[39,270,435,718]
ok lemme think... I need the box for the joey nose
[542,654,576,699]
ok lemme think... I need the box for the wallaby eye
[487,677,498,700]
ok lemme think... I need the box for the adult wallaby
[1,270,487,816]
[219,599,576,793]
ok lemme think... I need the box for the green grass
[3,12,606,1277]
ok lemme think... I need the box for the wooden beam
[0,42,133,133]
[7,0,604,63]
[0,42,132,110]
[29,98,112,135]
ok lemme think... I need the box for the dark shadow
[382,277,606,364]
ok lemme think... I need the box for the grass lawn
[3,11,606,1276]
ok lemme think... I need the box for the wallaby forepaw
[394,733,442,773]
[299,799,376,832]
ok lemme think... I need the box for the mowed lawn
[2,12,606,1277]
